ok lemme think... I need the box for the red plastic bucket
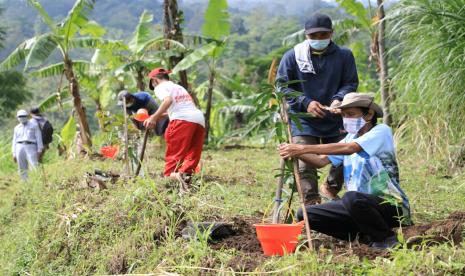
[134,108,149,122]
[100,145,119,158]
[253,222,304,256]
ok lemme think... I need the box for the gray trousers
[15,144,39,180]
[292,135,345,201]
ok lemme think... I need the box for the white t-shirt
[154,81,205,127]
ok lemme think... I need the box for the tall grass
[0,133,16,174]
[389,0,465,171]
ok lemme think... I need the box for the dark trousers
[297,191,403,242]
[292,135,345,201]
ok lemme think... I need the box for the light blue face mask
[309,39,330,51]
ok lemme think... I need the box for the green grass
[1,141,465,275]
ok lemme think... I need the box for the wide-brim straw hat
[339,92,383,117]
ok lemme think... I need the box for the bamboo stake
[269,57,287,224]
[122,99,130,176]
[282,101,313,249]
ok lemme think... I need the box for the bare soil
[209,212,465,268]
[210,217,266,271]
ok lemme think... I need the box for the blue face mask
[309,39,330,51]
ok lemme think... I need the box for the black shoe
[370,234,399,249]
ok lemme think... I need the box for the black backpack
[35,118,54,145]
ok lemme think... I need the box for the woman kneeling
[279,93,411,249]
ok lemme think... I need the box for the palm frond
[183,34,222,47]
[202,0,230,40]
[58,0,96,41]
[140,38,186,54]
[30,60,92,78]
[69,37,124,50]
[0,38,35,71]
[24,33,59,69]
[26,0,56,31]
[39,88,71,112]
[129,10,154,53]
[79,20,106,37]
[172,42,218,73]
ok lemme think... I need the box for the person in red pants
[143,68,205,191]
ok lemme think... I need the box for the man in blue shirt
[277,13,359,204]
[117,90,168,135]
[278,93,411,249]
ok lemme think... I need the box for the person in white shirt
[12,109,43,180]
[144,68,205,191]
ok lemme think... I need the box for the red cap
[148,68,172,79]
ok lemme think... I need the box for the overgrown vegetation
[1,0,465,274]
[390,0,465,172]
[1,146,465,274]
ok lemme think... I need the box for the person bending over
[278,93,411,249]
[144,68,205,191]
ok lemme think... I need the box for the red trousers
[164,120,205,176]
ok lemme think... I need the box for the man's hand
[143,115,157,129]
[329,99,342,114]
[307,101,327,118]
[38,151,43,162]
[278,143,305,159]
[13,156,17,163]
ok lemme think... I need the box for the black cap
[117,90,133,106]
[30,107,41,115]
[304,13,332,35]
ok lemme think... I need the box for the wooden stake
[272,158,285,223]
[135,129,149,177]
[122,99,130,176]
[290,154,314,249]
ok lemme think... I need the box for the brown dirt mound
[312,235,389,260]
[210,212,465,264]
[403,212,465,246]
[210,217,265,271]
[210,217,262,253]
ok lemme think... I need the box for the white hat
[339,93,383,117]
[117,90,131,106]
[16,109,28,117]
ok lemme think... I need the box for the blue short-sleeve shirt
[328,124,411,223]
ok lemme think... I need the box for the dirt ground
[210,217,266,271]
[209,212,465,271]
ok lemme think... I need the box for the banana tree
[172,0,230,143]
[120,10,186,91]
[163,0,189,90]
[0,0,108,148]
[91,10,185,92]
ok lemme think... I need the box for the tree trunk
[163,0,199,106]
[204,70,215,143]
[63,57,92,148]
[136,68,145,91]
[377,0,392,125]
